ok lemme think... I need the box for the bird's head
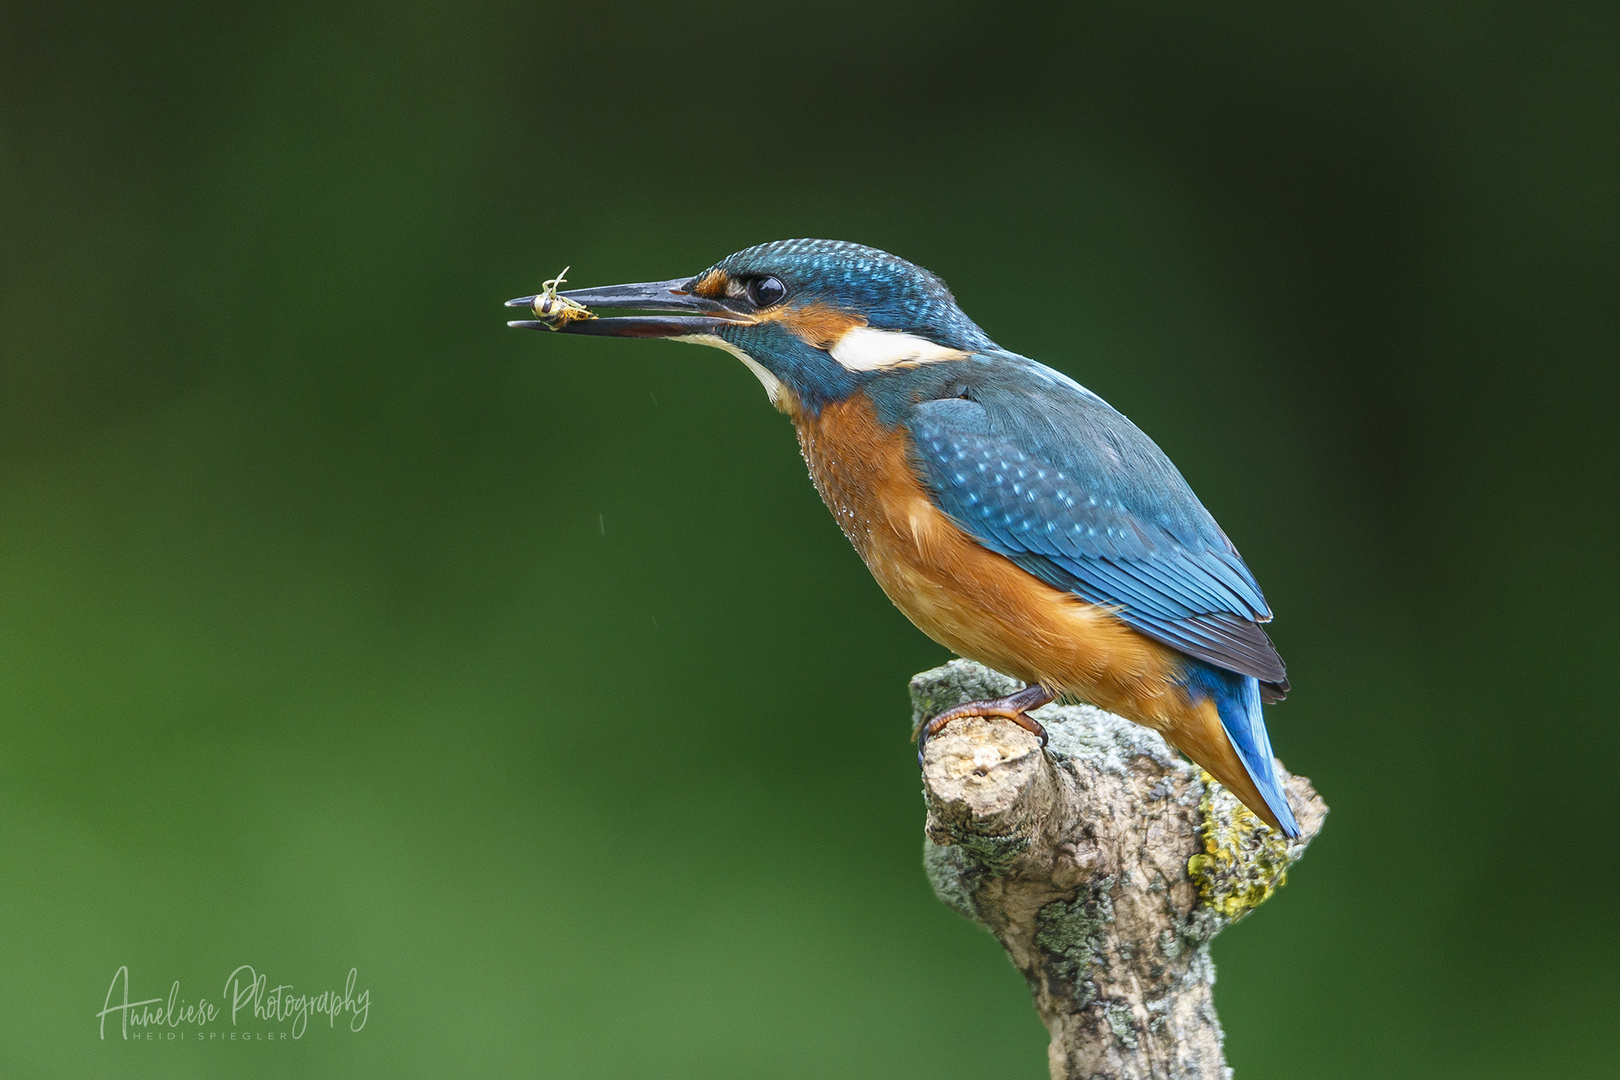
[507,239,996,414]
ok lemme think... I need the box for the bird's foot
[914,684,1056,765]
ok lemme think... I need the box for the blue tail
[1181,662,1300,838]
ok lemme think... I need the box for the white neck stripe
[827,326,968,371]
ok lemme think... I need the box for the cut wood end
[922,716,1044,817]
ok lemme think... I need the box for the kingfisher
[507,240,1298,836]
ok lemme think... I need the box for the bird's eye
[747,276,787,308]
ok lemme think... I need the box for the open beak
[505,277,749,337]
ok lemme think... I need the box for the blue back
[867,353,1289,699]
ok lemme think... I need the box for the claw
[914,683,1055,766]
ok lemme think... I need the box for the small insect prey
[528,267,595,329]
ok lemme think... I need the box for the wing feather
[907,380,1287,696]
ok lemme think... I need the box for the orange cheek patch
[764,302,866,350]
[690,269,730,298]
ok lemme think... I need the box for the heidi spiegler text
[97,964,370,1040]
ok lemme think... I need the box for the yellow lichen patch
[1188,770,1294,922]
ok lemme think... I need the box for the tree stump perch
[912,660,1327,1080]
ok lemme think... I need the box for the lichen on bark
[1187,772,1301,924]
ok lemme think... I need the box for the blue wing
[904,365,1288,698]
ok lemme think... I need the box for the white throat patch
[674,333,785,406]
[827,326,968,371]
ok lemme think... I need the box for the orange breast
[794,397,1189,728]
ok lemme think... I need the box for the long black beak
[505,277,748,337]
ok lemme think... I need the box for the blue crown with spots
[706,239,996,352]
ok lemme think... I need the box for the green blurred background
[2,2,1616,1076]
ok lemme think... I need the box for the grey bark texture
[912,660,1327,1080]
